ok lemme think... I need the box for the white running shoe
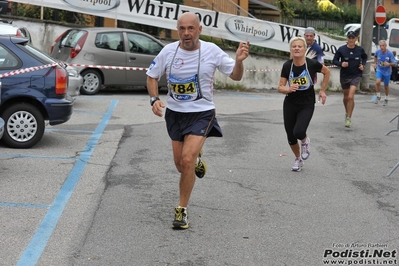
[291,157,303,172]
[301,137,310,160]
[383,99,388,106]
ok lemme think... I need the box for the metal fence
[281,18,345,31]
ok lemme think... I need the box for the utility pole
[360,0,376,91]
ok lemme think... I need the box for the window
[127,32,163,55]
[60,29,87,48]
[95,32,124,51]
[24,43,57,64]
[0,45,18,68]
[392,0,399,4]
[389,29,399,48]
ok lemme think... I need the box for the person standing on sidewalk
[146,12,249,229]
[373,40,397,105]
[278,36,330,172]
[332,31,367,128]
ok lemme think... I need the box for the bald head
[176,12,202,51]
[177,12,200,27]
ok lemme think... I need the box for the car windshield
[135,34,162,53]
[60,29,86,48]
[24,44,57,64]
[127,32,163,55]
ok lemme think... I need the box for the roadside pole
[360,0,376,91]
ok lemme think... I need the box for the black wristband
[150,96,160,106]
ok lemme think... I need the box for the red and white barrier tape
[0,61,350,79]
[0,63,149,80]
[246,69,281,72]
[245,65,338,72]
[68,64,148,71]
[69,64,341,72]
[0,63,59,79]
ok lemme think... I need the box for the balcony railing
[192,0,255,18]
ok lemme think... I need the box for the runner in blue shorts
[373,40,397,106]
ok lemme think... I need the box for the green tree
[283,0,361,24]
[12,3,90,25]
[276,0,296,24]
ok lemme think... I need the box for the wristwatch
[150,96,160,106]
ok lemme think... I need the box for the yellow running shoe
[172,206,189,229]
[195,149,207,178]
[345,117,351,128]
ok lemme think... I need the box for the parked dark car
[0,103,4,139]
[0,19,82,97]
[0,116,3,140]
[0,71,3,139]
[0,35,74,148]
[49,27,167,95]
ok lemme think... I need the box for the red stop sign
[376,5,386,25]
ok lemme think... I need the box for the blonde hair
[289,36,306,48]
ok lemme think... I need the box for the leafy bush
[275,0,361,24]
[275,0,398,25]
[12,3,91,25]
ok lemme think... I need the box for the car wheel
[1,103,45,149]
[81,69,102,95]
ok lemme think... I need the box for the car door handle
[129,56,137,60]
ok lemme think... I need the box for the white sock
[377,92,381,97]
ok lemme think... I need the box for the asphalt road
[1,84,399,266]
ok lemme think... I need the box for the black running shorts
[340,76,361,90]
[165,108,223,141]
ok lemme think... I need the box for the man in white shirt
[146,12,249,229]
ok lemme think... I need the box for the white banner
[11,0,346,60]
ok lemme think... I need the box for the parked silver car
[65,65,82,97]
[57,61,82,97]
[0,19,31,44]
[49,27,167,95]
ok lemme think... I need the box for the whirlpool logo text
[224,16,275,43]
[62,0,120,11]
